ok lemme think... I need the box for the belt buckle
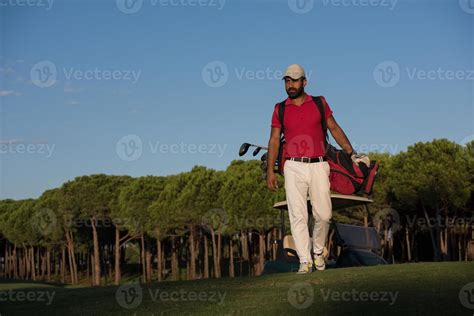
[302,157,309,163]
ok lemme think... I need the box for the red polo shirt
[271,94,333,157]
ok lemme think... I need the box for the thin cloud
[64,82,83,93]
[0,90,21,97]
[0,67,15,74]
[66,100,80,106]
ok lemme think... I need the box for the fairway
[1,262,473,315]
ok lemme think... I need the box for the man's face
[285,77,307,99]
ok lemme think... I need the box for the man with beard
[266,64,356,273]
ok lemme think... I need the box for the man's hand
[351,152,370,168]
[266,171,279,192]
[266,126,281,192]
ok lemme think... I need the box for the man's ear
[303,78,307,87]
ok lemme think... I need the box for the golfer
[266,64,356,274]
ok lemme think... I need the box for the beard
[286,86,304,99]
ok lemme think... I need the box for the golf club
[239,142,268,157]
[239,143,251,156]
[252,147,262,156]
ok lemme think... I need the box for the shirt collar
[285,93,311,106]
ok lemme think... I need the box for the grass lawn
[1,261,474,315]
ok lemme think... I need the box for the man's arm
[266,127,280,191]
[327,116,354,155]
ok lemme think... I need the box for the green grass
[1,262,474,315]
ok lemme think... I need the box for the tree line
[0,138,472,285]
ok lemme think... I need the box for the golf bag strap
[312,96,329,150]
[278,101,285,135]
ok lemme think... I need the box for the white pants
[284,160,332,263]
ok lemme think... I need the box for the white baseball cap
[283,64,306,80]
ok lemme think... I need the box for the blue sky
[1,0,473,199]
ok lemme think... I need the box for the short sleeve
[320,96,333,120]
[271,104,281,128]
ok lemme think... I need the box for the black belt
[286,156,327,163]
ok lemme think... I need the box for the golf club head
[252,147,262,156]
[261,152,267,161]
[239,143,250,156]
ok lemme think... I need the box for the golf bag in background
[275,95,379,196]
